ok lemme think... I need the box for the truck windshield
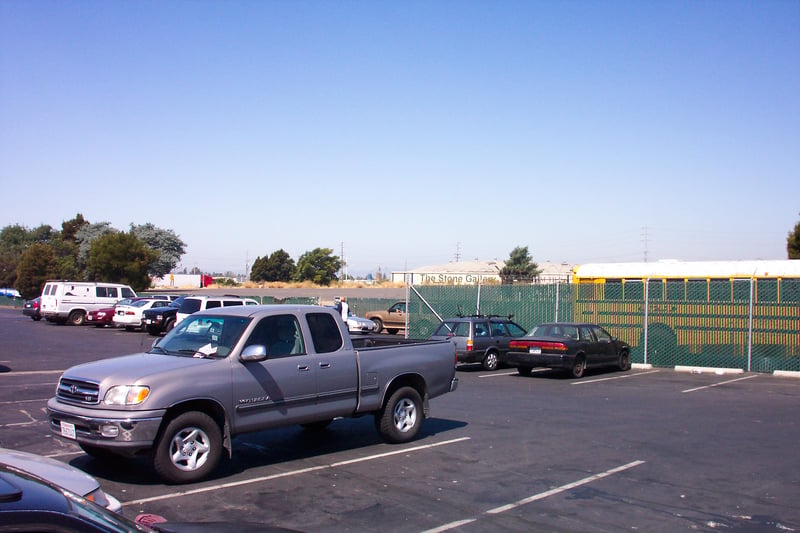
[153,315,252,358]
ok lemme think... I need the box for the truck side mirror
[240,344,268,362]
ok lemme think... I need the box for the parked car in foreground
[0,447,120,512]
[142,296,186,336]
[113,298,173,331]
[429,314,528,371]
[22,297,42,321]
[0,454,288,532]
[506,322,631,378]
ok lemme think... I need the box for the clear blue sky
[2,1,798,276]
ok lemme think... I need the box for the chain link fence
[391,282,800,373]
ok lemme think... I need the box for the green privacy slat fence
[399,282,800,373]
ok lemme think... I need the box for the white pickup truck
[47,305,458,483]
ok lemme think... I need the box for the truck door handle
[319,362,331,369]
[297,365,310,372]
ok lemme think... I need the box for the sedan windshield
[152,315,251,358]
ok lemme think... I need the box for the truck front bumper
[47,397,165,455]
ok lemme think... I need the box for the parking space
[2,307,799,532]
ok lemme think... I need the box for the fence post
[555,283,560,322]
[643,278,650,365]
[748,276,754,372]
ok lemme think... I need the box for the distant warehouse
[391,260,573,285]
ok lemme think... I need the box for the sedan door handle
[297,365,310,372]
[319,362,331,369]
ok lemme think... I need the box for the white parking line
[479,368,549,378]
[0,370,64,376]
[122,436,471,507]
[422,460,646,532]
[572,369,661,385]
[0,398,51,405]
[682,374,759,393]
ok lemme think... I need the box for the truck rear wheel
[376,386,423,443]
[153,411,222,484]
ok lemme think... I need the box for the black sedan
[505,322,631,378]
[22,297,41,321]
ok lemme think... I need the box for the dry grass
[211,280,406,290]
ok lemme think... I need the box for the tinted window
[505,322,526,337]
[473,322,490,337]
[179,298,203,314]
[206,301,222,309]
[306,312,343,354]
[223,300,243,307]
[245,314,305,358]
[121,287,135,298]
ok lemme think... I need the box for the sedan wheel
[570,356,586,379]
[618,351,631,371]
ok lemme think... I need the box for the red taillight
[125,311,135,315]
[466,339,473,352]
[510,340,567,352]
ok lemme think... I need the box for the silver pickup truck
[47,305,458,483]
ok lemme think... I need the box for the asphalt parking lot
[2,307,799,532]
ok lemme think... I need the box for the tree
[60,213,88,242]
[251,249,296,282]
[85,232,158,292]
[788,220,800,259]
[293,248,342,286]
[0,224,30,287]
[15,243,57,298]
[75,222,117,268]
[499,246,541,284]
[130,223,187,278]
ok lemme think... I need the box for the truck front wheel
[376,386,423,444]
[371,318,383,333]
[153,411,222,484]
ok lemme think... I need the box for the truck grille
[57,378,100,404]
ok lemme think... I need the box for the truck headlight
[104,385,150,406]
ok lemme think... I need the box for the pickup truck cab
[47,305,458,483]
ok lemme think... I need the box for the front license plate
[60,421,76,440]
[529,347,542,354]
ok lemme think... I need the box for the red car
[86,298,141,328]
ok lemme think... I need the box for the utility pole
[641,226,649,263]
[454,242,461,262]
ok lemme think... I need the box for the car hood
[0,448,120,512]
[62,352,218,385]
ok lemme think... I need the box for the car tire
[147,326,160,336]
[153,411,222,484]
[32,316,42,321]
[371,318,383,334]
[517,366,533,377]
[570,355,586,379]
[68,310,85,326]
[387,328,399,335]
[164,317,176,333]
[618,351,631,371]
[375,386,423,444]
[482,351,499,371]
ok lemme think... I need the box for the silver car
[0,448,121,512]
